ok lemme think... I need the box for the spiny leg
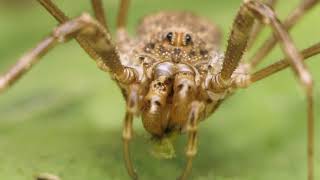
[217,1,315,179]
[0,14,135,93]
[91,0,108,29]
[122,84,139,180]
[178,101,205,180]
[247,0,278,49]
[249,0,319,67]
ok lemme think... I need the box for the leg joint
[243,0,278,25]
[186,148,197,157]
[122,130,132,141]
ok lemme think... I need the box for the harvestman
[0,0,319,180]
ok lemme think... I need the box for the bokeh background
[0,0,319,180]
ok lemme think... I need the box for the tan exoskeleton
[0,0,319,180]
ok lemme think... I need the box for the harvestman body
[0,0,319,180]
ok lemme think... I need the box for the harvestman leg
[231,42,320,87]
[91,0,108,29]
[178,101,205,180]
[37,0,107,62]
[250,42,320,83]
[122,84,140,180]
[0,14,135,93]
[117,0,130,29]
[116,0,132,53]
[249,0,319,67]
[212,1,315,180]
[218,0,314,180]
[108,0,141,179]
[247,0,278,49]
[38,1,139,179]
[0,37,55,93]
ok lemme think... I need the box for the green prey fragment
[149,131,179,159]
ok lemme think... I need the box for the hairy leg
[214,1,315,179]
[178,101,205,180]
[249,0,319,67]
[0,14,135,93]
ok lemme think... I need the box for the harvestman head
[0,0,319,180]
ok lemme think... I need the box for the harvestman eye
[0,0,319,180]
[166,32,174,42]
[184,34,192,45]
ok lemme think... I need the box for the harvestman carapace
[0,0,319,179]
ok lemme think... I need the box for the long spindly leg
[232,42,320,88]
[247,0,278,49]
[37,0,108,63]
[249,0,319,67]
[37,0,68,23]
[217,0,318,86]
[37,0,132,71]
[0,14,135,93]
[247,42,320,180]
[91,0,108,29]
[178,101,205,180]
[123,112,138,180]
[116,0,133,54]
[122,84,140,180]
[218,1,315,179]
[0,37,56,93]
[250,42,320,83]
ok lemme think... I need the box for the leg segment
[250,42,320,83]
[250,44,320,179]
[247,0,278,49]
[122,84,140,180]
[37,0,68,23]
[249,0,319,67]
[117,0,130,29]
[0,14,135,93]
[91,0,108,29]
[217,1,315,180]
[219,0,315,84]
[178,101,205,180]
[123,112,138,180]
[0,37,56,93]
[37,0,115,69]
[232,41,320,89]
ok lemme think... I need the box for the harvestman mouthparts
[0,0,319,180]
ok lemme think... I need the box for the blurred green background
[0,0,319,180]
